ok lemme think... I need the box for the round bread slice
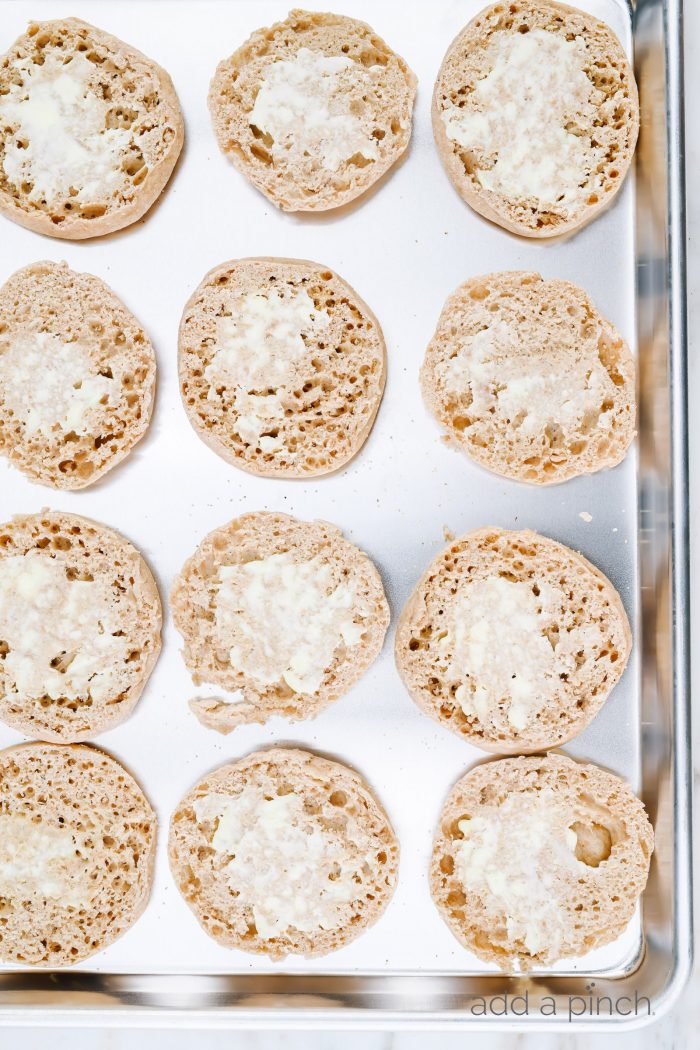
[169,747,398,958]
[431,753,654,969]
[171,511,389,734]
[179,257,386,478]
[0,510,162,742]
[208,8,417,212]
[432,0,639,237]
[0,261,156,490]
[395,527,631,753]
[0,741,156,967]
[421,271,636,484]
[0,18,184,239]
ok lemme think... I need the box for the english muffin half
[0,742,156,967]
[171,512,389,733]
[432,0,639,237]
[209,8,416,211]
[179,257,386,478]
[0,261,156,489]
[395,527,631,753]
[0,18,183,239]
[169,747,398,958]
[421,271,636,484]
[431,753,654,969]
[0,510,162,742]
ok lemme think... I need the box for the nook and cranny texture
[0,18,184,239]
[421,271,636,484]
[431,753,653,968]
[0,261,156,489]
[209,9,417,211]
[179,257,386,478]
[432,0,639,237]
[169,747,399,957]
[0,742,156,966]
[395,527,631,752]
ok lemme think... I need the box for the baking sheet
[0,0,643,981]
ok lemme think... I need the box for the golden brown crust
[208,9,416,212]
[0,741,157,967]
[395,527,632,753]
[430,753,654,968]
[0,18,184,239]
[168,746,399,958]
[432,1,639,238]
[178,257,386,478]
[0,510,162,742]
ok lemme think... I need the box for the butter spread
[454,789,585,958]
[441,29,605,211]
[194,788,369,938]
[0,814,89,905]
[439,320,614,437]
[0,331,114,437]
[0,52,131,205]
[249,47,380,172]
[0,550,132,705]
[439,575,598,731]
[205,287,329,452]
[214,551,367,693]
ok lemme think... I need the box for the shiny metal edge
[0,0,691,1029]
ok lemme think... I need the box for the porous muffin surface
[421,271,636,484]
[395,527,631,752]
[0,18,184,238]
[209,9,416,211]
[171,512,389,733]
[432,0,638,237]
[0,742,156,967]
[179,258,386,478]
[169,747,399,958]
[0,261,156,490]
[431,754,654,968]
[0,510,161,742]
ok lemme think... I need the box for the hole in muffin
[571,820,613,866]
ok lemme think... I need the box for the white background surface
[0,0,696,1043]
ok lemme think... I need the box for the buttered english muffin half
[0,261,156,490]
[395,526,631,753]
[0,741,156,967]
[0,510,161,742]
[421,271,636,485]
[431,753,653,969]
[209,8,416,211]
[432,0,638,237]
[169,747,399,958]
[0,18,184,239]
[171,512,389,734]
[179,257,386,478]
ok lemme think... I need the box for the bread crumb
[579,511,593,522]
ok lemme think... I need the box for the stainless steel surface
[0,0,690,1028]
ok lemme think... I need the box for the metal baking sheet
[0,0,691,1028]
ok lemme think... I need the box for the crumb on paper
[579,511,593,523]
[612,527,619,533]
